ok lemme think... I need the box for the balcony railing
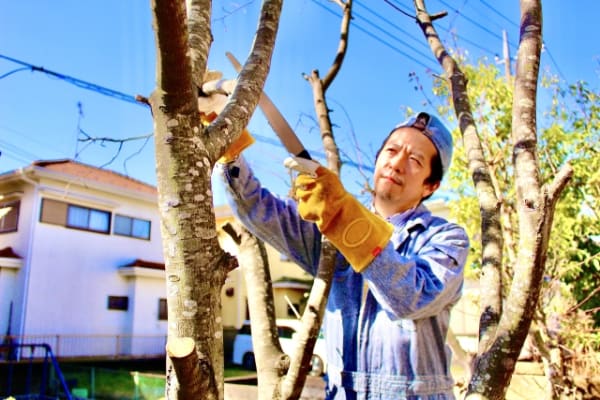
[1,334,167,361]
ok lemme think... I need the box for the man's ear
[422,181,440,199]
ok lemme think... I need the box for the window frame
[158,298,168,320]
[0,200,20,233]
[40,198,111,234]
[66,204,111,234]
[107,295,129,311]
[113,214,151,240]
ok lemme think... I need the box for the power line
[353,1,436,66]
[464,2,568,83]
[436,0,513,47]
[355,0,430,53]
[445,0,469,33]
[542,46,568,83]
[381,0,414,19]
[311,0,438,71]
[0,137,42,164]
[374,1,569,87]
[0,124,67,156]
[441,1,568,82]
[0,54,146,107]
[478,0,519,29]
[380,0,500,58]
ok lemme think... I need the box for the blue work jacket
[216,158,470,400]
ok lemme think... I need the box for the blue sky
[1,1,598,204]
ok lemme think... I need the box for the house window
[158,298,168,320]
[0,200,20,233]
[107,296,129,311]
[40,198,110,234]
[68,205,110,232]
[114,214,151,240]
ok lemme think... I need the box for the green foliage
[541,80,600,328]
[430,56,600,354]
[436,60,517,275]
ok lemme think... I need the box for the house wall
[0,181,36,337]
[122,270,168,355]
[220,267,246,328]
[0,267,19,335]
[22,180,163,339]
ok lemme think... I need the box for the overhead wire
[435,0,519,49]
[0,54,145,107]
[474,0,569,83]
[355,0,429,53]
[0,54,148,170]
[379,0,567,85]
[310,0,439,71]
[478,0,519,29]
[445,0,470,33]
[353,1,437,67]
[0,136,43,165]
[381,0,499,58]
[541,46,568,83]
[0,1,575,172]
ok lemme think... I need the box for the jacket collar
[387,203,431,229]
[386,204,432,248]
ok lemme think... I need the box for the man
[215,111,469,399]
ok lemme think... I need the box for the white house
[0,159,317,360]
[0,159,168,359]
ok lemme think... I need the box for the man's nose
[389,149,409,170]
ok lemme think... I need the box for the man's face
[373,127,440,217]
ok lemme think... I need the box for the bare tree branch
[412,0,504,354]
[187,0,212,90]
[322,0,352,91]
[206,0,283,165]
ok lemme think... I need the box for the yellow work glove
[197,77,255,163]
[286,157,393,272]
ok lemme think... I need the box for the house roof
[0,247,21,259]
[123,258,165,270]
[30,159,157,196]
[272,277,312,290]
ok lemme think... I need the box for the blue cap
[395,112,453,176]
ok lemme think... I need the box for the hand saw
[225,52,311,160]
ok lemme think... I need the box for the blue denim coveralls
[217,158,470,400]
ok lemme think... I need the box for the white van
[232,319,327,376]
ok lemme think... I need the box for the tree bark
[148,0,284,398]
[412,0,504,353]
[166,337,204,399]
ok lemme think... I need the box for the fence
[1,334,167,361]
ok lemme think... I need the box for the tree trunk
[148,0,283,398]
[412,0,504,353]
[228,2,353,399]
[413,1,572,399]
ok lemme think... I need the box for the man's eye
[410,156,423,166]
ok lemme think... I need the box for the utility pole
[502,29,512,80]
